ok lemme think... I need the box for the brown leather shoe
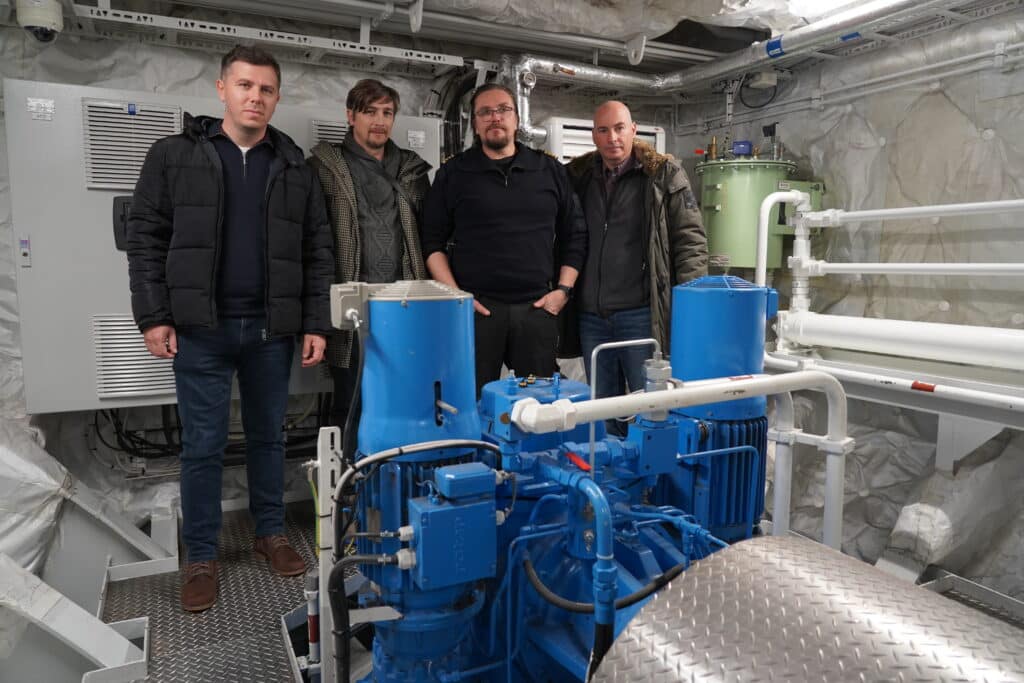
[181,560,218,613]
[254,534,306,576]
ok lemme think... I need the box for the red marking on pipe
[308,615,319,643]
[565,451,591,472]
[694,149,706,156]
[911,381,936,393]
[729,375,754,381]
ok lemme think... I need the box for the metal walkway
[102,505,319,683]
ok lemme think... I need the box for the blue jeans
[580,307,653,436]
[173,317,295,562]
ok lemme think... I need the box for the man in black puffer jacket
[126,45,333,613]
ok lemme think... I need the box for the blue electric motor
[359,283,480,454]
[658,275,778,541]
[354,282,491,681]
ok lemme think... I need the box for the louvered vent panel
[551,124,662,162]
[93,315,176,399]
[635,130,660,150]
[83,99,181,190]
[556,125,596,162]
[312,119,348,145]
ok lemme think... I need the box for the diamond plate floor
[594,535,1024,683]
[103,504,318,683]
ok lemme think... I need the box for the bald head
[592,100,637,168]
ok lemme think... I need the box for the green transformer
[695,158,823,270]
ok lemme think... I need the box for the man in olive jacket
[567,100,707,434]
[308,78,430,435]
[127,45,334,612]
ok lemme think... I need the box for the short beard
[482,130,512,151]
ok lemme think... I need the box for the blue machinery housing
[328,277,778,682]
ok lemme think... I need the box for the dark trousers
[474,295,559,395]
[173,317,294,562]
[579,307,652,436]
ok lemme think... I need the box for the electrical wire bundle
[91,394,328,477]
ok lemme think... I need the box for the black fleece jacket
[420,143,587,303]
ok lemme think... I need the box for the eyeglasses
[475,105,516,119]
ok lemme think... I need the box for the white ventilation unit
[82,98,181,190]
[540,116,666,163]
[93,315,176,399]
[312,119,348,145]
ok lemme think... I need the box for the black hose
[334,323,366,566]
[327,554,397,683]
[521,556,687,613]
[523,556,686,681]
[341,323,366,470]
[738,76,780,110]
[586,623,614,682]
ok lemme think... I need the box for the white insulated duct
[508,0,967,139]
[778,311,1024,373]
[657,0,967,92]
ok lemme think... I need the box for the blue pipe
[489,524,567,656]
[616,506,728,550]
[438,660,503,682]
[503,527,567,683]
[526,494,568,527]
[536,459,617,628]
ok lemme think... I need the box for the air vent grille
[83,99,181,190]
[93,315,176,399]
[312,119,348,145]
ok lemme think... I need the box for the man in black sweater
[127,45,334,612]
[420,83,587,394]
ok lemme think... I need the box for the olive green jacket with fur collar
[566,139,708,355]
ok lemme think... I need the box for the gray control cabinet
[5,78,441,413]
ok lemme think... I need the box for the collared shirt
[601,153,636,196]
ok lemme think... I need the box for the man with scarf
[309,79,432,436]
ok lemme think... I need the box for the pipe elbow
[511,397,576,433]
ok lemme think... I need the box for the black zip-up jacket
[420,143,587,303]
[577,155,649,316]
[126,114,334,337]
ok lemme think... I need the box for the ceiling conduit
[507,0,970,144]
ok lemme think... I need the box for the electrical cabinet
[4,78,442,413]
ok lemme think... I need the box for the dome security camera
[16,0,64,44]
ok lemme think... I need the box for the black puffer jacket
[127,114,334,336]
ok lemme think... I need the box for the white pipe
[800,198,1024,226]
[824,451,846,548]
[675,47,1024,136]
[778,311,1024,372]
[828,56,1024,105]
[756,191,811,287]
[772,392,795,539]
[814,261,1024,276]
[764,353,1024,414]
[821,43,1024,97]
[513,370,847,440]
[658,0,965,93]
[511,370,850,547]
